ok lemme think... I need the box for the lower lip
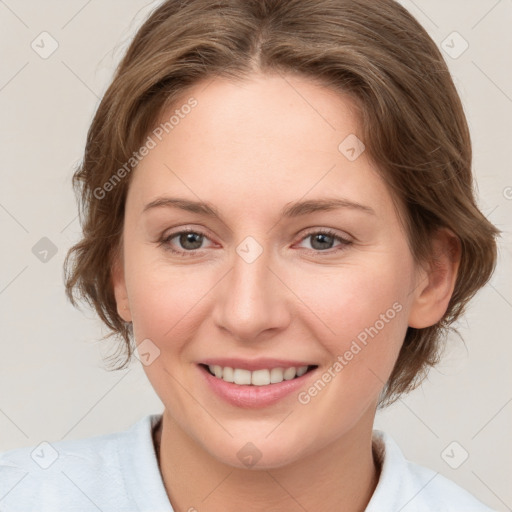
[198,365,316,408]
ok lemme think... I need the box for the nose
[212,241,292,343]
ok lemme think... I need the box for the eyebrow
[142,196,375,219]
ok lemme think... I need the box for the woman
[0,0,499,510]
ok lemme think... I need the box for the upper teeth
[208,365,309,386]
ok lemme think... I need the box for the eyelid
[298,226,353,243]
[294,227,353,254]
[158,227,216,254]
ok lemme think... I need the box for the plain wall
[0,1,510,510]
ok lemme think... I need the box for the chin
[196,423,321,471]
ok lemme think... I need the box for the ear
[408,229,461,328]
[111,246,132,323]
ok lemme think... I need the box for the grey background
[0,1,511,510]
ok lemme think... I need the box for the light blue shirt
[0,413,495,511]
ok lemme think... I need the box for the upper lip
[199,358,317,371]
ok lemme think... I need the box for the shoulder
[367,430,496,512]
[0,414,167,511]
[0,425,128,511]
[401,458,495,512]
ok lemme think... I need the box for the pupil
[180,232,203,250]
[311,233,333,250]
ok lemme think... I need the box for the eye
[296,229,352,254]
[158,229,213,257]
[158,227,352,257]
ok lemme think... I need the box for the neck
[153,411,380,512]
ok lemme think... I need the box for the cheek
[124,248,215,344]
[289,256,413,379]
[287,262,411,434]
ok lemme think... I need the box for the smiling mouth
[199,364,318,386]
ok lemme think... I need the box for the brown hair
[64,0,499,406]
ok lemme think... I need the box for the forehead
[127,73,395,221]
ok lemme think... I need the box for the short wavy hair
[64,0,499,406]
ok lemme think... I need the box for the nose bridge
[233,235,271,300]
[213,234,290,340]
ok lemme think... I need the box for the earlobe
[408,229,461,329]
[111,249,132,323]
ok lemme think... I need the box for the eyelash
[158,228,352,258]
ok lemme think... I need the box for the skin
[112,73,459,512]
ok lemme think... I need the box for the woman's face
[114,73,425,468]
